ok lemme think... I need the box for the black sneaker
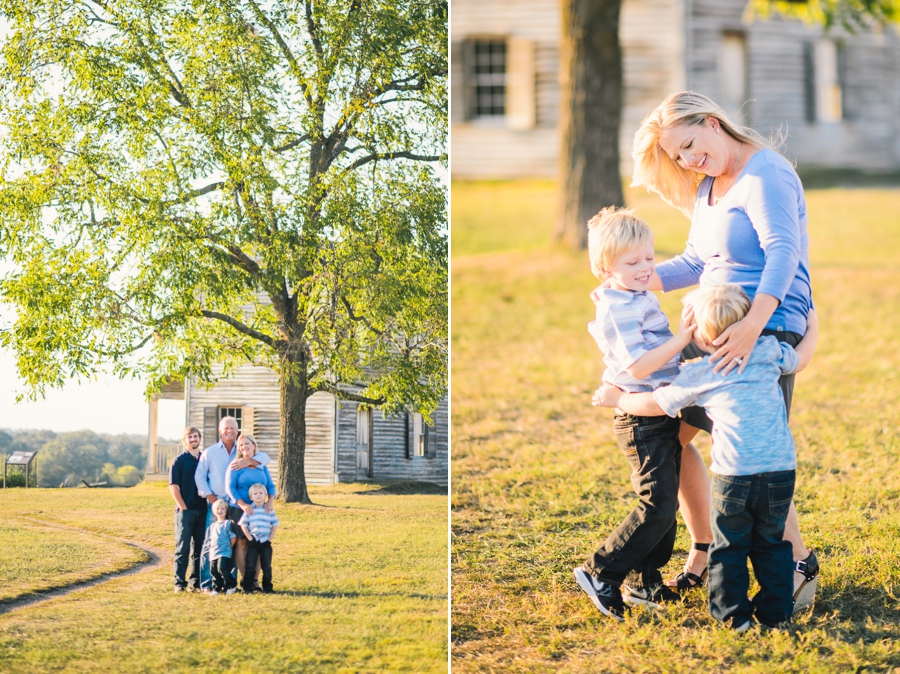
[622,583,681,608]
[573,567,626,622]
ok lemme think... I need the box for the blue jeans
[173,507,206,589]
[708,470,795,627]
[584,413,681,588]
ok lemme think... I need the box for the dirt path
[0,517,171,616]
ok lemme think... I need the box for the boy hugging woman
[574,208,817,631]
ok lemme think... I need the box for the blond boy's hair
[587,207,654,280]
[213,498,229,514]
[248,483,268,498]
[684,284,751,344]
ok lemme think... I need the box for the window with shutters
[412,413,437,459]
[454,38,535,128]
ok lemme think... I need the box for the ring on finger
[733,356,743,364]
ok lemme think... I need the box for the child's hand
[675,304,697,346]
[592,384,624,408]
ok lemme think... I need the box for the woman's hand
[265,497,274,514]
[238,501,254,516]
[709,315,765,374]
[592,384,624,408]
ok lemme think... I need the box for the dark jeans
[584,413,682,588]
[243,539,274,592]
[708,470,795,627]
[173,508,206,589]
[210,556,237,592]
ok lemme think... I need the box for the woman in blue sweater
[225,433,276,587]
[629,91,818,611]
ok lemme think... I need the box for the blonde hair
[237,434,258,456]
[684,284,752,344]
[632,91,777,217]
[248,483,268,498]
[587,207,654,279]
[213,499,229,514]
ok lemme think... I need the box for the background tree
[555,0,898,248]
[0,0,448,503]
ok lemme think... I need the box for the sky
[0,350,186,438]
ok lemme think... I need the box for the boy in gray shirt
[593,284,818,630]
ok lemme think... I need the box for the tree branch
[340,296,383,336]
[346,151,442,172]
[246,0,313,106]
[273,134,311,153]
[199,310,276,347]
[310,384,385,406]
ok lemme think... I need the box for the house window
[805,39,844,123]
[356,407,372,476]
[468,40,506,118]
[219,407,243,433]
[719,33,747,122]
[411,413,437,459]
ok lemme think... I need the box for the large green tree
[556,0,898,248]
[0,0,448,503]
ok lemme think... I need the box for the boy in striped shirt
[573,207,699,621]
[238,483,280,594]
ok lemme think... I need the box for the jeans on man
[173,507,206,590]
[708,470,795,628]
[243,539,273,592]
[584,413,681,588]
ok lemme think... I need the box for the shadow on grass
[352,480,448,496]
[278,588,447,602]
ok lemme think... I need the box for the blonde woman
[629,91,817,611]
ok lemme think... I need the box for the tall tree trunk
[557,0,626,248]
[277,351,311,504]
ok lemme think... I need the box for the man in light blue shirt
[195,415,270,591]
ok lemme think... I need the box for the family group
[574,92,819,632]
[168,416,280,595]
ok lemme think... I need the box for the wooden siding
[186,364,336,486]
[451,0,900,178]
[335,398,449,487]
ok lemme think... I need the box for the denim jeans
[708,470,795,627]
[199,503,216,590]
[210,556,237,592]
[173,507,206,589]
[584,413,682,588]
[243,539,273,592]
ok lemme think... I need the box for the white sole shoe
[573,567,625,622]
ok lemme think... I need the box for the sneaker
[173,586,185,593]
[225,587,238,595]
[622,583,681,608]
[209,590,220,596]
[734,620,752,634]
[573,567,626,622]
[262,587,274,594]
[792,549,819,614]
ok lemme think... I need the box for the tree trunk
[557,0,626,249]
[277,352,311,504]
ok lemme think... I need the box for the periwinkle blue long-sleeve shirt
[195,440,270,501]
[656,149,813,335]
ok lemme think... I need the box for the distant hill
[0,428,159,487]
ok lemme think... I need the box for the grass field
[0,480,448,673]
[451,180,900,672]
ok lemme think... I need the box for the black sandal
[792,549,819,613]
[668,542,710,591]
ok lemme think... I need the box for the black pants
[243,539,274,592]
[210,556,237,592]
[584,413,682,588]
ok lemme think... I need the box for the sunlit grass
[0,481,448,673]
[451,180,900,672]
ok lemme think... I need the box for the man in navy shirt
[169,427,207,592]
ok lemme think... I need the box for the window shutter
[203,407,219,446]
[803,42,816,124]
[242,406,255,437]
[405,413,411,459]
[451,41,467,123]
[463,40,477,120]
[425,423,438,459]
[506,37,535,130]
